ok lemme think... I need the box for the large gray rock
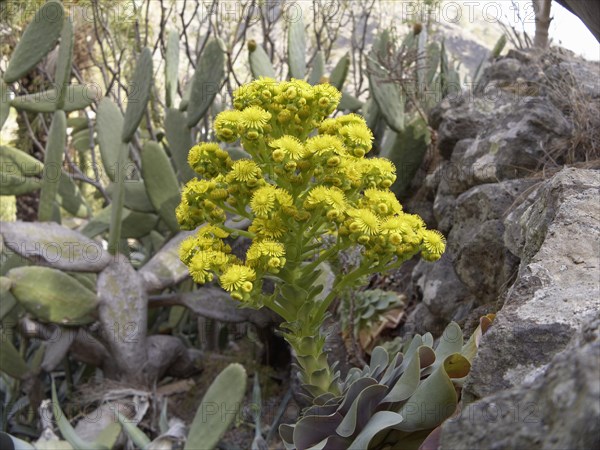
[440,311,600,450]
[462,168,600,402]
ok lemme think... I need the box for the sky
[495,0,599,60]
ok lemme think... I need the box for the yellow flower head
[421,229,446,261]
[249,215,287,239]
[305,135,345,156]
[270,135,305,160]
[348,208,381,235]
[239,106,271,131]
[229,159,261,182]
[220,264,256,292]
[250,185,276,217]
[214,110,241,142]
[341,123,373,155]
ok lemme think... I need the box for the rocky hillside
[399,48,599,448]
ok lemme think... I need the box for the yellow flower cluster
[176,78,445,302]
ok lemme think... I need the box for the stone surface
[440,311,600,450]
[462,168,600,402]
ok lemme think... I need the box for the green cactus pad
[10,85,96,113]
[187,38,225,128]
[330,53,350,90]
[38,111,66,222]
[121,47,153,143]
[8,266,98,325]
[288,18,306,79]
[165,29,180,108]
[249,41,276,79]
[184,363,247,450]
[3,1,64,83]
[308,51,325,85]
[141,141,180,232]
[96,97,125,182]
[55,19,74,110]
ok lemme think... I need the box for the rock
[461,168,600,402]
[413,254,475,325]
[456,98,571,189]
[448,179,536,304]
[440,311,600,450]
[504,168,600,266]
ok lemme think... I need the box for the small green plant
[176,78,446,432]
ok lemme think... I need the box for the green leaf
[10,85,97,113]
[141,142,180,232]
[121,47,153,143]
[81,206,159,239]
[55,20,74,110]
[394,363,458,432]
[329,53,350,90]
[187,39,225,128]
[288,18,306,79]
[308,51,325,85]
[337,91,363,112]
[107,141,129,254]
[0,173,41,196]
[0,277,17,320]
[367,61,405,133]
[165,108,195,182]
[249,41,276,79]
[107,180,155,213]
[0,81,10,130]
[52,381,107,450]
[115,412,151,450]
[1,221,110,272]
[96,97,125,181]
[379,116,430,197]
[1,145,43,176]
[348,411,404,449]
[38,110,66,222]
[4,1,64,83]
[8,266,98,325]
[58,173,90,218]
[165,29,180,108]
[0,334,29,379]
[185,363,247,450]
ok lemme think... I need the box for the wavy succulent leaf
[121,47,153,143]
[187,38,225,128]
[282,321,491,449]
[4,1,64,83]
[10,85,96,113]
